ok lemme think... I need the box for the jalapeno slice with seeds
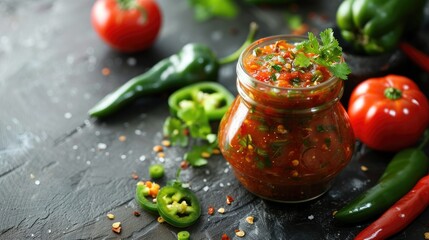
[156,185,201,228]
[168,82,234,121]
[135,181,159,214]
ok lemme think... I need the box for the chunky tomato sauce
[218,37,355,202]
[243,40,332,88]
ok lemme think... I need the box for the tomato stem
[117,0,137,10]
[384,87,402,100]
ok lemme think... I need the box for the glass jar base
[233,169,334,203]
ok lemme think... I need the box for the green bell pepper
[156,185,201,228]
[334,136,429,223]
[168,82,234,121]
[88,22,258,118]
[336,0,426,55]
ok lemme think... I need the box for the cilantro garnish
[293,28,351,80]
[163,104,217,167]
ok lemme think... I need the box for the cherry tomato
[91,0,162,53]
[348,75,429,152]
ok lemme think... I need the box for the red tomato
[348,75,429,152]
[91,0,162,53]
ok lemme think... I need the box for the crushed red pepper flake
[180,161,189,169]
[102,67,111,76]
[226,195,234,205]
[221,233,231,240]
[111,222,121,234]
[133,211,141,217]
[207,206,215,215]
[131,172,139,180]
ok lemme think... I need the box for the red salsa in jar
[218,33,355,203]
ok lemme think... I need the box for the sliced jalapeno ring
[156,185,201,228]
[135,181,159,214]
[168,82,234,121]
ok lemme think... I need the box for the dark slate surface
[1,0,429,239]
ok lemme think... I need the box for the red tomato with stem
[348,74,429,152]
[91,0,162,53]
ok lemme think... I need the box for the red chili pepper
[400,42,429,73]
[354,175,429,240]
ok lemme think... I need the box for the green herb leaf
[163,117,188,147]
[184,145,210,167]
[294,28,351,80]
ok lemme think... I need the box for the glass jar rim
[237,34,340,91]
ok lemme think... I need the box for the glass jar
[218,35,355,203]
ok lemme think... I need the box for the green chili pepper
[88,22,258,118]
[156,185,201,228]
[168,82,234,121]
[135,181,159,214]
[177,231,190,240]
[149,164,165,179]
[334,132,429,223]
[336,0,426,54]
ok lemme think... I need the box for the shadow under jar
[218,35,355,203]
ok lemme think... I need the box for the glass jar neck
[236,60,344,115]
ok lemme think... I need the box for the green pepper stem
[418,129,429,150]
[117,0,136,9]
[218,22,259,65]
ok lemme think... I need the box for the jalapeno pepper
[355,175,429,240]
[168,82,234,121]
[334,132,429,224]
[156,185,201,228]
[135,181,160,214]
[88,22,258,118]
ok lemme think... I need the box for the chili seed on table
[424,232,429,239]
[245,216,254,224]
[217,207,225,214]
[106,213,115,220]
[360,165,368,171]
[153,145,163,152]
[161,140,171,147]
[118,135,126,142]
[235,229,245,237]
[157,216,165,223]
[201,151,211,158]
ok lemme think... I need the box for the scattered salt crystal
[308,215,314,220]
[105,152,110,156]
[35,180,40,185]
[219,183,224,187]
[97,143,107,150]
[30,174,35,179]
[72,145,78,150]
[205,170,210,175]
[86,161,91,165]
[134,129,142,135]
[95,131,101,136]
[64,112,72,119]
[227,182,231,186]
[203,179,207,183]
[127,57,137,66]
[139,155,146,161]
[224,168,229,173]
[203,186,209,192]
[48,229,51,233]
[121,155,127,160]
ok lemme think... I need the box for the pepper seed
[106,213,115,220]
[235,229,245,237]
[245,216,254,224]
